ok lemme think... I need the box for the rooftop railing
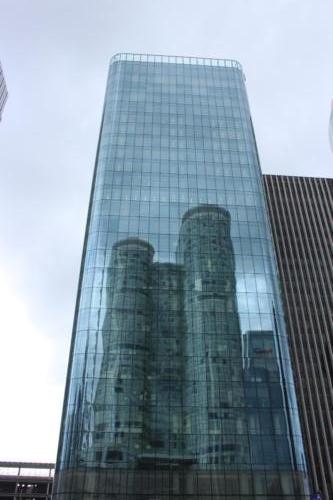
[110,53,243,72]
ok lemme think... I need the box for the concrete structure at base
[0,462,54,499]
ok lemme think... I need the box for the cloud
[0,0,332,462]
[0,263,62,461]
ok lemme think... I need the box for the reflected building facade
[148,261,185,462]
[54,54,309,499]
[178,205,248,469]
[243,330,292,471]
[92,238,154,467]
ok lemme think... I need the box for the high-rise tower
[264,174,333,500]
[54,54,309,499]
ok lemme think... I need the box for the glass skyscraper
[54,54,309,499]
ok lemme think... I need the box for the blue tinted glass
[54,54,309,499]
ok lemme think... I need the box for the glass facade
[54,54,309,499]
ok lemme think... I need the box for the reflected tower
[92,238,154,466]
[146,263,185,464]
[243,330,292,470]
[178,205,248,467]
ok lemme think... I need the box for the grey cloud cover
[0,0,331,461]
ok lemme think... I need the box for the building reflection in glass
[54,200,309,498]
[60,205,298,487]
[243,330,293,469]
[178,205,248,468]
[54,53,309,498]
[147,262,185,464]
[92,238,154,466]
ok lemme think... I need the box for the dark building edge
[263,174,333,500]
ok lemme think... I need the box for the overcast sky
[0,0,332,463]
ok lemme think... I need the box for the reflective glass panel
[54,54,309,500]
